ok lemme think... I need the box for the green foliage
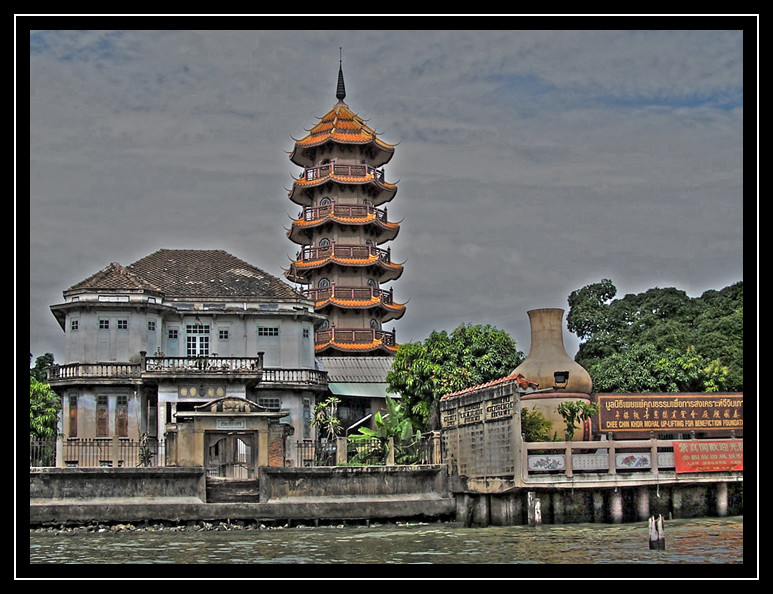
[521,407,559,442]
[348,396,422,465]
[567,280,743,392]
[30,352,55,382]
[30,376,60,440]
[137,433,155,467]
[556,400,600,441]
[310,396,343,441]
[386,323,524,431]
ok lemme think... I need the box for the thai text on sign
[672,439,743,472]
[596,394,742,432]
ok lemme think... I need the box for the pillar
[715,482,729,517]
[635,485,650,521]
[592,491,605,523]
[672,487,682,519]
[473,495,491,527]
[609,489,624,524]
[552,492,565,524]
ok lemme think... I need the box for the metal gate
[205,432,256,479]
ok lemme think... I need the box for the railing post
[650,432,659,476]
[112,435,120,467]
[386,437,395,465]
[431,431,442,465]
[564,441,573,478]
[336,437,348,466]
[56,434,64,468]
[608,434,617,475]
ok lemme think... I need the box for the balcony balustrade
[304,285,395,305]
[296,243,392,264]
[300,202,389,223]
[301,162,385,182]
[48,354,326,390]
[315,327,396,347]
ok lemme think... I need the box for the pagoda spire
[336,47,346,103]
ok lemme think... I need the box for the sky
[25,21,750,365]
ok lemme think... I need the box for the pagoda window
[319,238,330,247]
[320,197,331,206]
[318,278,330,288]
[370,319,380,329]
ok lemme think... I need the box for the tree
[386,323,524,431]
[30,376,60,440]
[310,396,343,441]
[30,352,55,382]
[567,280,743,392]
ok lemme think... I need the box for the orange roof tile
[441,373,540,400]
[293,104,395,153]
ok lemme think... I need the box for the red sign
[672,439,743,473]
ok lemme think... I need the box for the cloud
[26,24,748,362]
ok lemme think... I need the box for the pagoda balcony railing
[304,285,395,305]
[300,202,388,222]
[302,162,385,182]
[297,243,392,263]
[315,327,396,347]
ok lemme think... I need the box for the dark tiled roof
[66,262,162,293]
[69,249,303,300]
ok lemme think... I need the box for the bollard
[527,492,542,527]
[649,514,666,550]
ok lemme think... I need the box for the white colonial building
[47,248,330,467]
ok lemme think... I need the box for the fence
[30,438,165,468]
[296,434,434,467]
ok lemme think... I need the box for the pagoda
[285,60,405,355]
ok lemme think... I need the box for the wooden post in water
[649,514,666,550]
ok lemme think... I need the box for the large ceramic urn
[513,308,594,440]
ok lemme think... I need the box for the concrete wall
[29,465,456,526]
[259,465,450,502]
[30,467,207,501]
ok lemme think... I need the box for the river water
[25,516,751,578]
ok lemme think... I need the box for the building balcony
[47,354,327,391]
[314,327,398,355]
[287,202,399,244]
[303,162,385,182]
[286,243,403,283]
[304,285,406,321]
[288,162,396,206]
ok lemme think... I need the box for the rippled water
[25,516,748,577]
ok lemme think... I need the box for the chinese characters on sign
[672,439,743,472]
[441,396,514,428]
[596,394,743,433]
